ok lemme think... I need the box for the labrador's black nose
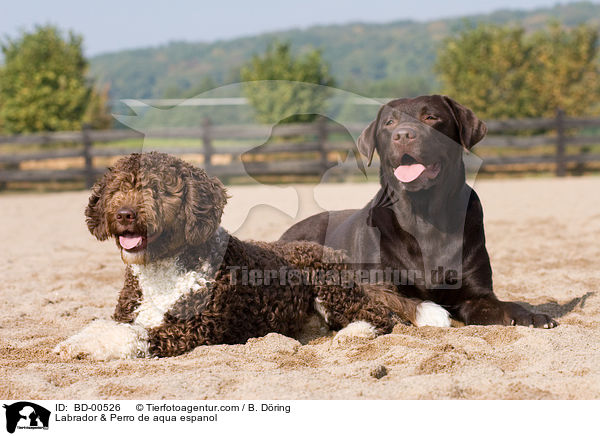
[393,127,417,142]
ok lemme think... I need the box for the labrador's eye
[424,115,438,121]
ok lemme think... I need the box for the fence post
[555,108,566,177]
[202,117,213,172]
[317,116,328,174]
[82,123,94,188]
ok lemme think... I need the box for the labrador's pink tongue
[119,235,142,250]
[394,164,426,183]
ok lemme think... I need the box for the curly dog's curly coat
[54,152,415,360]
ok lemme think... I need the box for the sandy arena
[1,177,599,399]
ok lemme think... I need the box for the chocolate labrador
[280,95,557,328]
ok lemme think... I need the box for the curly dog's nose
[116,207,136,224]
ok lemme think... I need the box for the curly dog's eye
[146,180,162,193]
[119,181,132,192]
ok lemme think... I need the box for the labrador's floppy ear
[442,96,487,149]
[357,105,385,166]
[85,168,113,241]
[183,165,228,245]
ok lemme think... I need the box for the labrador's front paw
[54,319,148,360]
[502,302,558,329]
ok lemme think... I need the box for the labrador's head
[357,95,486,192]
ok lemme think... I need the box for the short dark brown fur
[281,95,557,328]
[87,152,403,357]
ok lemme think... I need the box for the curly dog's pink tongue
[119,235,143,250]
[394,164,426,183]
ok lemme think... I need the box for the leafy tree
[526,22,600,117]
[240,42,336,123]
[436,22,600,118]
[83,84,113,129]
[436,24,533,119]
[0,25,91,133]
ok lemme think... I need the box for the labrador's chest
[130,260,212,329]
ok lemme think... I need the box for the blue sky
[1,0,595,56]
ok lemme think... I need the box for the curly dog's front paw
[54,319,149,361]
[332,321,377,346]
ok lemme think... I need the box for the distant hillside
[89,1,600,100]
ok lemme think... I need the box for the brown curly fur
[86,152,408,357]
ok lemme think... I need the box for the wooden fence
[1,109,599,188]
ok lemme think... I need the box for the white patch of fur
[415,301,451,327]
[313,297,330,324]
[53,319,148,360]
[121,248,146,265]
[55,258,214,361]
[131,258,211,329]
[333,321,377,344]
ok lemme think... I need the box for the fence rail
[1,110,600,188]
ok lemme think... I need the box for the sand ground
[1,177,599,399]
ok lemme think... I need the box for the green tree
[83,84,113,130]
[240,42,336,123]
[526,22,600,117]
[436,22,600,118]
[0,25,91,133]
[435,24,533,119]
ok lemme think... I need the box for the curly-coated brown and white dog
[53,152,424,360]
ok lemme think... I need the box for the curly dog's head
[85,152,227,264]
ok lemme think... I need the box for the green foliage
[526,22,600,117]
[0,25,92,133]
[436,22,600,118]
[436,24,531,118]
[83,84,113,129]
[89,2,600,101]
[240,42,335,123]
